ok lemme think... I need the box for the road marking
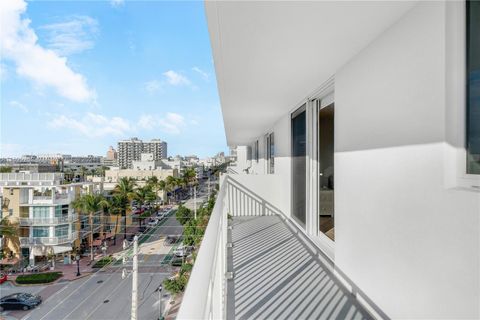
[84,272,132,320]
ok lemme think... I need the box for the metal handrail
[19,231,79,246]
[19,214,78,226]
[178,175,228,319]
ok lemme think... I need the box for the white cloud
[192,66,209,81]
[9,100,28,113]
[0,0,94,102]
[136,112,186,135]
[144,80,162,93]
[48,113,132,137]
[110,0,124,8]
[158,112,186,134]
[0,143,24,157]
[39,16,98,56]
[48,111,189,137]
[137,114,156,130]
[163,70,191,86]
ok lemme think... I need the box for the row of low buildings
[0,173,133,267]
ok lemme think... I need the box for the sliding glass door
[318,103,335,241]
[291,105,307,226]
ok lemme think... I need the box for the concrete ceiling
[205,1,417,146]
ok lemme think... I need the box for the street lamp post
[75,254,81,277]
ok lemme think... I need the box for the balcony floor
[227,216,373,320]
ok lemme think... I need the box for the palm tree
[0,217,19,259]
[64,168,74,182]
[165,176,179,204]
[79,166,88,181]
[72,194,109,262]
[96,166,108,178]
[108,194,128,246]
[113,177,136,239]
[134,185,156,227]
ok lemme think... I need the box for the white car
[156,211,166,219]
[173,246,193,257]
[147,219,159,227]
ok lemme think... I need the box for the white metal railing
[178,174,228,319]
[19,214,78,226]
[55,193,69,200]
[32,195,52,200]
[19,231,79,246]
[226,165,238,174]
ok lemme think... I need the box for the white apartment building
[0,173,100,265]
[117,137,167,168]
[179,1,480,320]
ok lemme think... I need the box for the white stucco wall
[335,2,480,318]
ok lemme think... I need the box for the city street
[0,213,184,320]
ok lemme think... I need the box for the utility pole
[207,177,210,199]
[194,186,197,220]
[131,235,139,320]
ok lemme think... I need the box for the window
[55,224,69,237]
[33,206,49,219]
[292,105,307,226]
[254,140,259,162]
[32,227,49,237]
[467,0,480,174]
[266,133,275,174]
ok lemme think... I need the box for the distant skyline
[0,0,227,158]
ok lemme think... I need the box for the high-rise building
[117,137,167,168]
[106,146,117,160]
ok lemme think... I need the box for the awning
[0,258,19,265]
[105,233,114,239]
[31,245,72,256]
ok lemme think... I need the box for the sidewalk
[6,224,144,284]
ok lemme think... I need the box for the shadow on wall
[225,175,283,217]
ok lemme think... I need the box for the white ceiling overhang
[205,1,417,146]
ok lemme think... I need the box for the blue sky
[0,0,227,158]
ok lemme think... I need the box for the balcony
[178,174,384,320]
[19,214,78,226]
[19,231,79,247]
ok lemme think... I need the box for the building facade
[0,173,103,265]
[117,138,167,169]
[179,1,480,319]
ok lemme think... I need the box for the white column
[131,236,138,320]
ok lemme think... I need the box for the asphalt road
[1,213,184,320]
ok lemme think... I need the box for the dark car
[164,235,180,246]
[0,293,42,311]
[171,257,184,266]
[138,226,147,233]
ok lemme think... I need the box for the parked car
[138,226,147,233]
[0,273,7,284]
[164,235,179,246]
[173,246,194,257]
[0,293,42,311]
[171,257,183,267]
[147,219,159,227]
[156,211,166,219]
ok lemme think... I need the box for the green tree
[113,177,136,239]
[176,205,193,226]
[108,194,128,246]
[0,166,12,173]
[72,194,109,262]
[0,217,19,259]
[134,185,156,226]
[79,166,88,181]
